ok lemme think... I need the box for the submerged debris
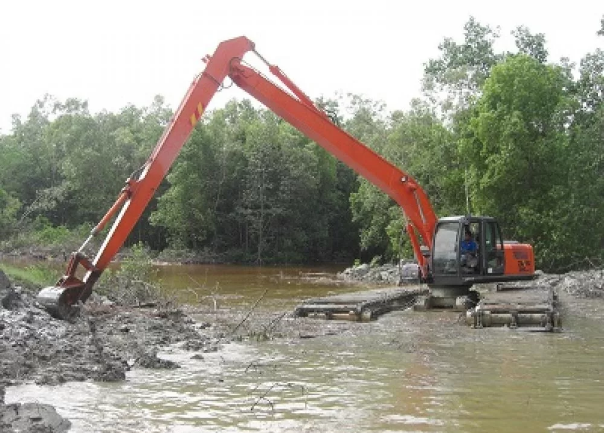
[135,348,180,369]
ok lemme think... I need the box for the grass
[0,263,57,289]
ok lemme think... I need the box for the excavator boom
[38,37,256,317]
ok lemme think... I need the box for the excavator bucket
[37,251,97,319]
[37,284,87,320]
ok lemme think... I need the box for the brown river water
[6,264,604,432]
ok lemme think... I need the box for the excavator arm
[37,36,437,319]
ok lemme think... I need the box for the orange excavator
[37,37,535,319]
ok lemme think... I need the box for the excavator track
[466,284,560,331]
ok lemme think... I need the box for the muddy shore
[338,262,604,299]
[0,267,352,432]
[0,270,229,432]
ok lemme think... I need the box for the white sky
[0,0,602,133]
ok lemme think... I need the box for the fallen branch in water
[231,289,268,335]
[185,274,221,311]
[249,382,308,412]
[244,361,278,374]
[262,312,288,335]
[130,302,158,309]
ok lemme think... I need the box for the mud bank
[1,383,71,432]
[0,270,228,432]
[337,263,403,285]
[339,262,604,299]
[531,269,604,298]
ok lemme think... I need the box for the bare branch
[231,289,268,335]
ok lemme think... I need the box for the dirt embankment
[1,386,71,433]
[531,269,604,298]
[337,263,403,285]
[0,270,228,432]
[338,262,604,300]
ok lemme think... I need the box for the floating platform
[466,285,561,331]
[294,283,560,331]
[294,287,428,321]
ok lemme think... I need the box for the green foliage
[369,255,382,267]
[30,217,71,245]
[459,50,604,269]
[462,55,573,265]
[150,100,350,264]
[463,56,569,211]
[423,17,502,111]
[0,217,92,254]
[512,26,548,63]
[575,48,604,122]
[1,17,603,271]
[116,242,157,283]
[97,242,170,306]
[0,263,57,288]
[0,188,20,238]
[350,100,463,261]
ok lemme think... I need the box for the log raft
[294,287,428,321]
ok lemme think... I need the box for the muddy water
[6,264,604,432]
[154,264,350,309]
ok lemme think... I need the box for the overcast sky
[1,0,602,133]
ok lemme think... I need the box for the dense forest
[1,18,603,270]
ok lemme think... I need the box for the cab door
[431,221,460,278]
[481,220,505,275]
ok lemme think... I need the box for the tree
[350,98,460,261]
[575,49,604,122]
[462,54,572,267]
[2,97,55,210]
[343,95,391,259]
[563,107,604,267]
[151,100,250,252]
[0,188,20,239]
[512,26,548,63]
[423,17,502,112]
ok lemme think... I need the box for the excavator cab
[412,216,534,311]
[429,216,532,288]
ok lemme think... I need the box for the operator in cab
[460,229,478,270]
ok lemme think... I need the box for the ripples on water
[6,265,604,432]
